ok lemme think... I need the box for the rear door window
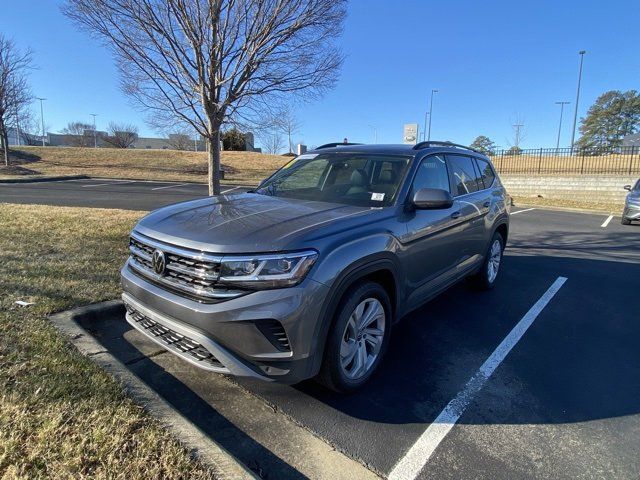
[475,158,496,189]
[446,155,481,196]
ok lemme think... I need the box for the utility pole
[90,113,98,148]
[427,89,438,141]
[554,101,570,150]
[35,97,46,146]
[513,124,524,149]
[570,50,586,151]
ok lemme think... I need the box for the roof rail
[413,141,483,154]
[315,142,364,150]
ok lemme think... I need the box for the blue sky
[2,0,639,150]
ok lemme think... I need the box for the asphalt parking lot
[5,179,639,479]
[0,177,251,210]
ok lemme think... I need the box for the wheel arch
[308,256,401,378]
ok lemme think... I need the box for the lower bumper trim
[122,292,272,380]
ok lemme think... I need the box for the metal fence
[489,146,639,175]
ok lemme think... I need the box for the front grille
[128,232,242,302]
[125,304,224,369]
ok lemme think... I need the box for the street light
[554,101,570,151]
[35,97,46,147]
[422,112,429,141]
[427,89,438,141]
[570,50,586,151]
[367,124,378,144]
[90,113,98,148]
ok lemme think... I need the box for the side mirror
[624,185,632,191]
[412,188,453,210]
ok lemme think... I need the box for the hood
[134,193,376,253]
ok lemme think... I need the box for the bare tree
[276,105,302,154]
[62,0,346,194]
[0,35,33,165]
[261,131,285,154]
[61,121,94,147]
[104,121,138,148]
[165,130,194,150]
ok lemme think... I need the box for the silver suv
[121,142,510,392]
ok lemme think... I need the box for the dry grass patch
[511,196,623,214]
[0,203,217,478]
[2,146,288,184]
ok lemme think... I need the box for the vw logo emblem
[152,249,166,275]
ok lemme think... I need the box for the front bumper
[623,202,640,220]
[121,261,330,383]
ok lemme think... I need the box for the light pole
[554,101,570,151]
[367,124,378,143]
[427,89,438,141]
[90,113,98,148]
[570,50,586,151]
[35,97,46,146]
[422,111,429,141]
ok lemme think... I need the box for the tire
[470,231,505,290]
[621,217,631,225]
[317,281,392,393]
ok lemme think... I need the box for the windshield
[255,153,410,207]
[634,180,640,192]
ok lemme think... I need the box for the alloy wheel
[340,297,386,380]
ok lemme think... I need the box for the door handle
[451,211,461,219]
[483,201,491,208]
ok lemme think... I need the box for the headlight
[218,250,318,289]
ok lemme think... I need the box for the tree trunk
[207,128,222,196]
[0,120,9,166]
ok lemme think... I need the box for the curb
[49,300,257,480]
[0,174,90,183]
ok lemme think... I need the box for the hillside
[1,146,289,184]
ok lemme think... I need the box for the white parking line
[510,208,535,215]
[388,276,568,480]
[82,180,137,188]
[601,215,613,228]
[221,186,243,194]
[151,183,190,191]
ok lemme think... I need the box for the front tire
[317,281,392,393]
[621,217,631,225]
[470,231,504,290]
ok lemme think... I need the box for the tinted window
[633,180,640,192]
[447,155,480,196]
[475,158,496,189]
[412,155,450,192]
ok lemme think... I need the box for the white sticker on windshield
[371,192,385,201]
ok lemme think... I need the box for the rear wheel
[470,231,504,290]
[318,281,391,393]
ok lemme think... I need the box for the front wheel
[317,281,391,393]
[621,217,631,225]
[470,232,504,290]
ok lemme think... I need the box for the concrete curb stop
[49,300,257,480]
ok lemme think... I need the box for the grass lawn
[0,146,289,185]
[0,203,217,478]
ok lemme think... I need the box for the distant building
[622,133,640,147]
